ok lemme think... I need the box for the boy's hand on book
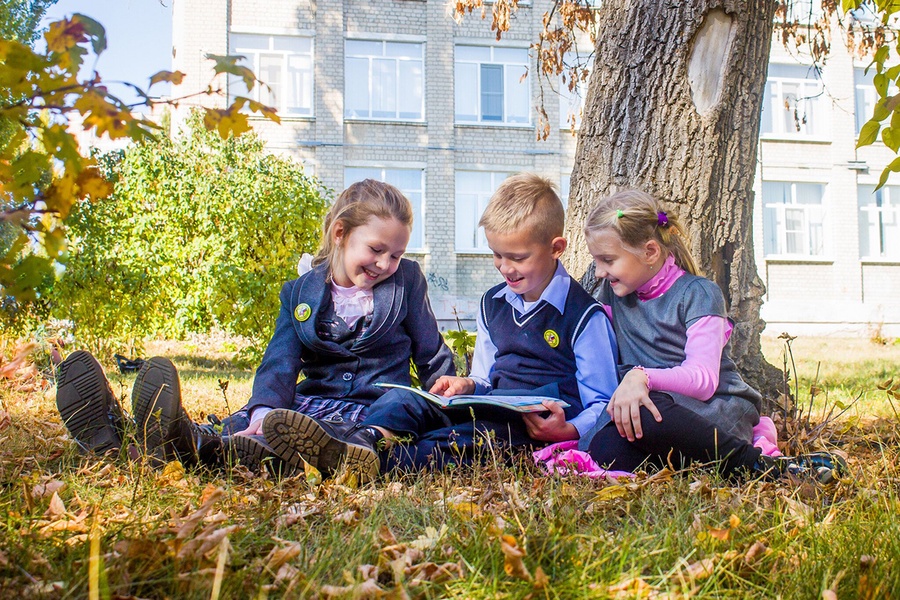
[523,401,578,442]
[429,376,475,397]
[607,370,662,441]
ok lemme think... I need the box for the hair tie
[616,210,624,219]
[657,211,669,228]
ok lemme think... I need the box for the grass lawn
[0,334,898,598]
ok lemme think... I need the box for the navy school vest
[480,279,603,420]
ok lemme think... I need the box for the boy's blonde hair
[312,179,413,272]
[478,173,565,243]
[584,189,700,276]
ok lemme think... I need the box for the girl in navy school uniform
[579,189,845,482]
[55,179,456,472]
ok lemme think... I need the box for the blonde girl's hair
[479,173,565,243]
[583,189,700,276]
[312,179,413,272]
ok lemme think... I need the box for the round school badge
[544,329,560,348]
[294,303,312,322]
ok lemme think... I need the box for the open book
[375,383,570,413]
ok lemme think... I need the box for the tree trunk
[564,0,783,407]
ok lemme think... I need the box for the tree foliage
[0,12,279,310]
[0,0,56,43]
[53,112,329,359]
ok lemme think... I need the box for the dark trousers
[587,392,762,476]
[363,389,534,472]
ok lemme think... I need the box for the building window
[762,181,826,257]
[345,40,424,121]
[455,171,510,252]
[858,184,900,259]
[344,168,425,250]
[782,0,822,24]
[855,68,877,135]
[228,33,313,116]
[454,45,530,125]
[559,173,570,210]
[760,64,825,137]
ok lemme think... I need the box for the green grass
[0,335,898,598]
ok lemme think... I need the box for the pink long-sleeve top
[633,255,732,401]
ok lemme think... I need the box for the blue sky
[43,0,173,105]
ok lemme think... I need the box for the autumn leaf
[500,534,531,581]
[149,69,185,87]
[44,17,86,53]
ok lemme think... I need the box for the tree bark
[564,0,783,406]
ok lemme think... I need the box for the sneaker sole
[229,435,289,476]
[55,351,122,454]
[263,410,379,484]
[132,357,185,463]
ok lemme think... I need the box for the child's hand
[234,420,263,436]
[429,376,475,397]
[523,401,578,442]
[607,370,662,442]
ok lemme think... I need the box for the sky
[42,0,174,106]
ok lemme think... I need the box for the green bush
[53,111,330,359]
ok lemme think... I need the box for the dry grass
[0,335,898,598]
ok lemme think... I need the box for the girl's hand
[234,420,263,437]
[522,401,578,442]
[429,376,475,397]
[607,369,662,441]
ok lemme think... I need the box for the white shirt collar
[492,260,571,315]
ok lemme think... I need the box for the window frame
[454,170,511,253]
[344,166,426,252]
[760,63,826,139]
[228,32,314,117]
[762,180,827,259]
[858,183,900,260]
[344,38,425,122]
[454,44,531,126]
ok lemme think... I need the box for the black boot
[132,357,201,466]
[55,351,128,455]
[227,434,290,476]
[754,452,847,484]
[262,409,380,483]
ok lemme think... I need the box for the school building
[170,0,900,337]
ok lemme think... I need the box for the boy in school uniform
[262,173,620,482]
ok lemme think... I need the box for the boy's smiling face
[485,226,567,302]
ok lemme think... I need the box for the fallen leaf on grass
[264,541,303,573]
[602,576,656,598]
[45,491,67,517]
[594,484,629,501]
[0,410,9,433]
[410,524,447,550]
[743,541,768,566]
[174,487,226,539]
[320,578,386,598]
[333,509,359,525]
[157,460,187,487]
[533,566,549,590]
[682,558,715,581]
[32,479,66,499]
[176,524,240,561]
[500,534,531,581]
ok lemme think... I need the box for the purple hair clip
[657,211,669,228]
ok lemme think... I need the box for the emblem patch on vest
[543,329,560,348]
[294,303,312,322]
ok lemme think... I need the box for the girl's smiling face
[587,228,660,297]
[331,216,410,290]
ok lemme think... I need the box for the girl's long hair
[584,189,700,275]
[312,179,413,273]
